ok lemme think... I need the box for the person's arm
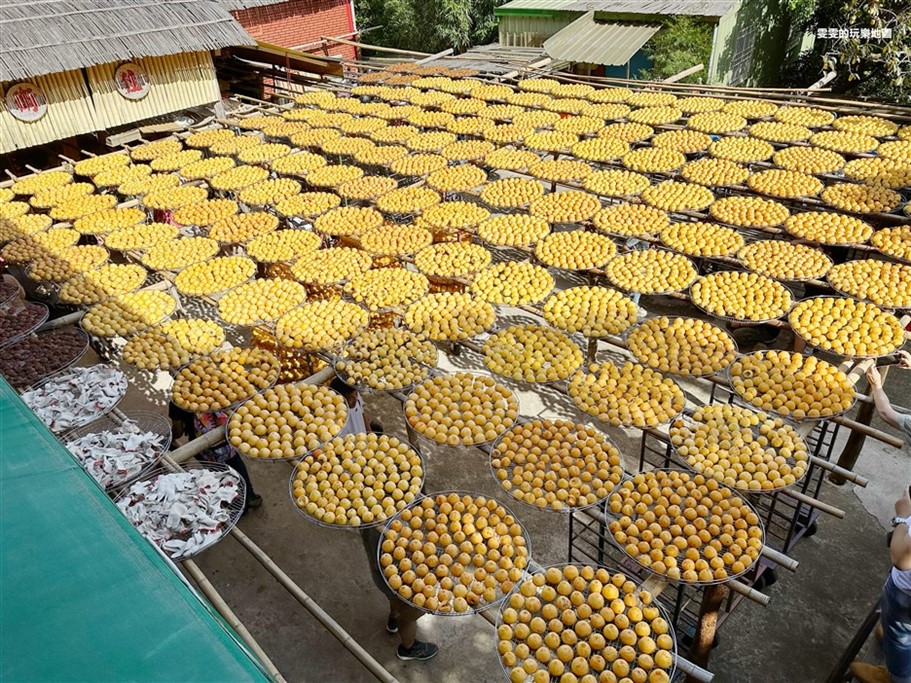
[867,366,902,429]
[891,487,911,570]
[359,396,371,433]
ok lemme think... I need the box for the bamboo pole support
[674,655,717,683]
[830,411,903,449]
[169,429,226,464]
[227,527,400,683]
[787,489,845,519]
[169,366,335,464]
[34,280,170,333]
[415,49,454,65]
[641,575,669,596]
[577,506,776,606]
[500,57,553,81]
[808,455,868,487]
[159,424,400,683]
[37,310,85,331]
[182,559,288,683]
[0,164,67,187]
[759,546,799,572]
[728,581,765,606]
[322,36,430,57]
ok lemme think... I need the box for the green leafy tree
[354,0,506,54]
[471,0,505,46]
[639,17,714,83]
[783,0,910,103]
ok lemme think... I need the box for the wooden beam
[138,122,187,135]
[321,36,430,57]
[663,64,704,83]
[105,129,142,147]
[293,26,381,52]
[809,70,837,90]
[501,56,553,80]
[416,48,454,65]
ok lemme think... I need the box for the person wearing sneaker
[359,524,439,662]
[851,485,911,683]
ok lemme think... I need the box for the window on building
[730,23,757,85]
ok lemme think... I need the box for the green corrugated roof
[498,0,575,8]
[0,377,272,683]
[543,12,660,65]
[497,0,736,17]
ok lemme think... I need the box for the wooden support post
[830,373,880,484]
[686,584,728,679]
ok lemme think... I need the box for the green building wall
[707,0,792,86]
[496,0,793,87]
[498,11,578,46]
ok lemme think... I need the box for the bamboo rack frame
[341,53,911,120]
[5,75,908,682]
[10,91,903,456]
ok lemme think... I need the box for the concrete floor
[101,301,911,683]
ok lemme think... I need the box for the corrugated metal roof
[543,13,659,65]
[423,44,567,75]
[499,0,737,17]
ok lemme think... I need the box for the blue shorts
[882,574,911,683]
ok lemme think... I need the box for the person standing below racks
[168,403,262,512]
[331,377,368,437]
[359,523,440,662]
[852,354,911,683]
[851,485,911,683]
[335,379,439,660]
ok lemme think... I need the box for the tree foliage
[355,0,507,54]
[639,17,714,83]
[783,0,910,103]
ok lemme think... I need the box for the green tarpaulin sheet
[0,378,271,682]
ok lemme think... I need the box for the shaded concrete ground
[105,289,909,683]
